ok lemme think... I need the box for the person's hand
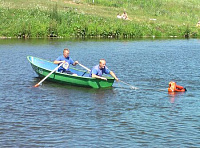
[74,61,79,65]
[61,60,66,63]
[101,77,107,81]
[115,77,119,81]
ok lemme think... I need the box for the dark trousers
[60,70,74,75]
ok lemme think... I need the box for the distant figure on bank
[117,13,122,19]
[89,59,119,81]
[122,11,128,20]
[196,20,200,27]
[54,48,78,75]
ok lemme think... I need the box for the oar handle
[34,62,64,87]
[78,63,91,72]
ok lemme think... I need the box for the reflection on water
[168,91,186,103]
[46,81,115,100]
[1,38,200,147]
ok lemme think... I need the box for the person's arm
[110,71,119,81]
[54,56,65,64]
[54,60,65,64]
[69,57,78,66]
[92,74,107,81]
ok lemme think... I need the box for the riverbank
[1,0,200,38]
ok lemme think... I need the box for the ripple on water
[1,39,200,147]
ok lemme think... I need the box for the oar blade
[34,83,40,87]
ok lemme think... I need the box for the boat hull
[28,56,115,88]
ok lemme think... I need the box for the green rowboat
[27,56,115,88]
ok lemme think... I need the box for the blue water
[0,38,200,147]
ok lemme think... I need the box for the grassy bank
[0,0,200,38]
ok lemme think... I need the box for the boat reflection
[36,80,115,99]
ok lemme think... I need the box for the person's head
[169,81,175,88]
[99,59,106,69]
[169,82,171,88]
[63,48,70,58]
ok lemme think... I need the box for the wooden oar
[34,62,64,87]
[78,63,91,72]
[119,80,138,90]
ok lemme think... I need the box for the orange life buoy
[168,81,186,92]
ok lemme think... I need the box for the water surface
[0,38,200,147]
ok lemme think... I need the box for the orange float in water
[168,81,187,92]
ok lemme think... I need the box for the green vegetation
[0,0,200,38]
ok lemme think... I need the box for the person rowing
[89,59,118,81]
[54,48,78,75]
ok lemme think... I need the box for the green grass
[0,0,200,38]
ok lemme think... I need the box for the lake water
[0,38,200,147]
